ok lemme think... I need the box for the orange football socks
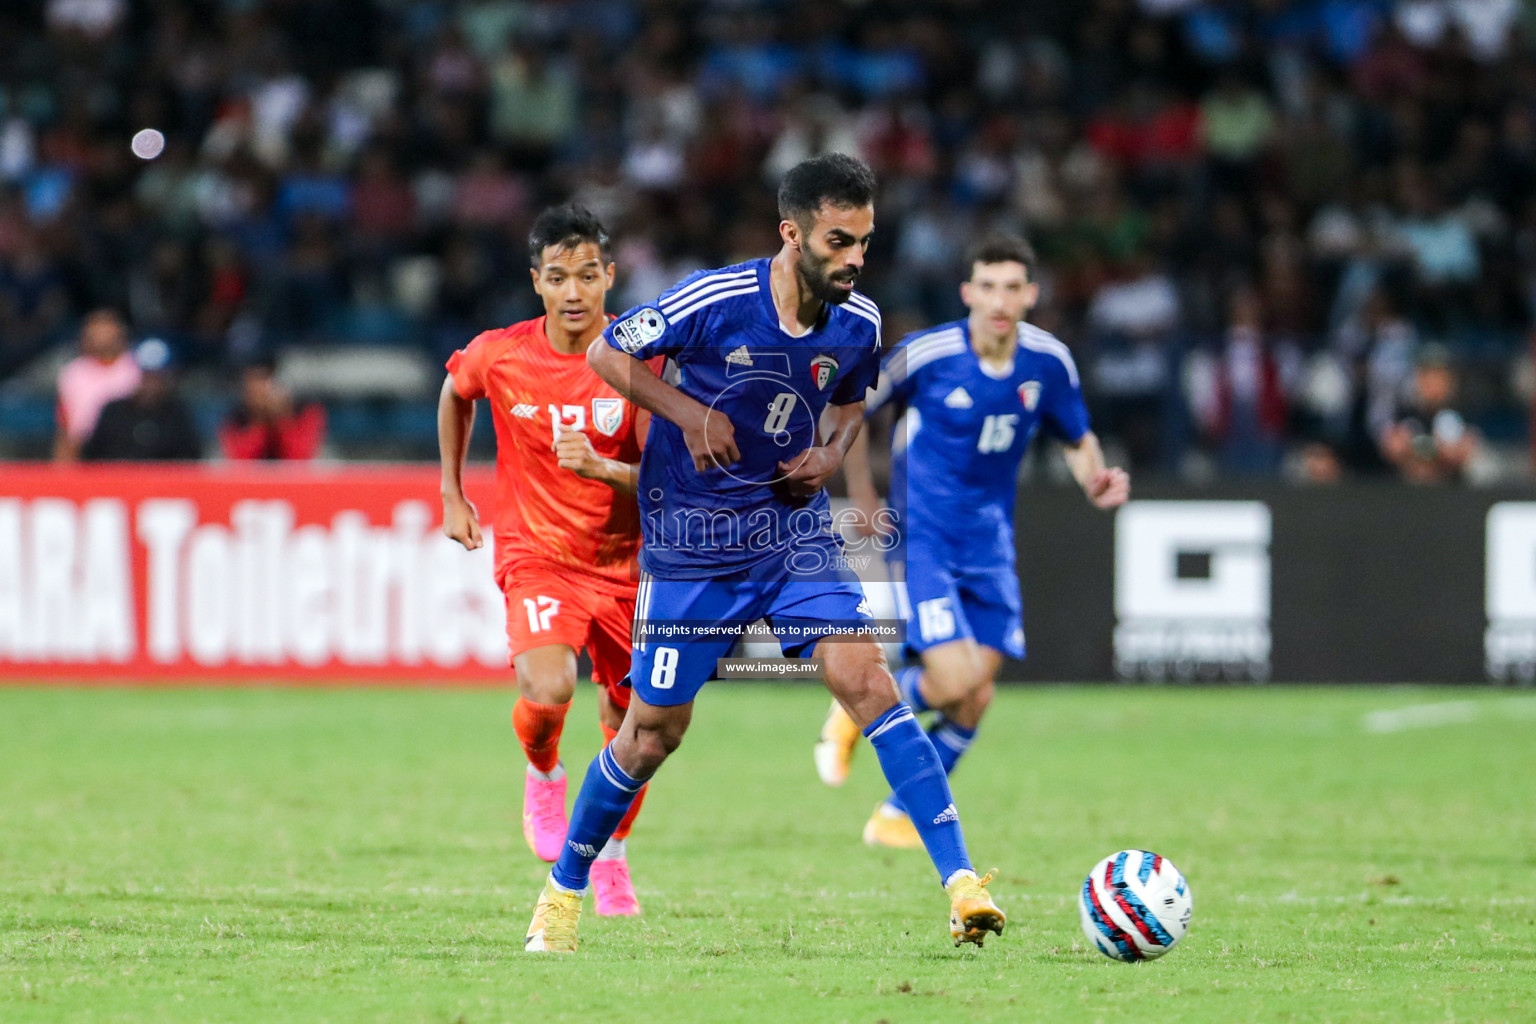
[513,698,570,774]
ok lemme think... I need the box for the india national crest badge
[591,397,624,436]
[1019,380,1041,411]
[810,354,839,391]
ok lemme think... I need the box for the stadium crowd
[3,0,1534,477]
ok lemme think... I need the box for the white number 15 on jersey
[977,414,1018,453]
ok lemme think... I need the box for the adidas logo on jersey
[726,346,754,366]
[511,404,538,419]
[944,387,973,409]
[932,803,959,825]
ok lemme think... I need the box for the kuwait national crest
[591,397,624,436]
[1019,380,1041,411]
[810,354,839,390]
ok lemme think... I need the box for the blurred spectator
[1086,250,1181,470]
[1201,70,1276,193]
[127,239,198,340]
[1379,344,1481,483]
[273,214,346,342]
[489,39,577,157]
[0,231,71,369]
[276,142,351,226]
[1088,250,1180,340]
[218,358,327,461]
[453,151,528,228]
[1338,289,1419,435]
[0,0,1533,474]
[1190,287,1291,476]
[53,309,140,463]
[1352,23,1430,103]
[46,0,126,40]
[81,338,202,461]
[351,149,417,247]
[1393,171,1481,329]
[1395,0,1521,62]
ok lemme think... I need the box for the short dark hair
[777,153,878,226]
[527,203,612,267]
[965,232,1038,282]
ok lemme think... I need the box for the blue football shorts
[895,537,1024,660]
[630,567,873,706]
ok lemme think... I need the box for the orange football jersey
[447,317,654,586]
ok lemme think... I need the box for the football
[1078,850,1193,962]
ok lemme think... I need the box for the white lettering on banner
[1485,503,1536,682]
[79,500,134,662]
[0,498,135,661]
[391,501,431,664]
[232,501,291,663]
[32,499,76,657]
[0,500,26,655]
[138,499,196,662]
[334,510,389,664]
[1113,501,1272,681]
[286,525,332,666]
[0,495,505,669]
[186,525,234,665]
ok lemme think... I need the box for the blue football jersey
[603,258,881,579]
[869,318,1089,569]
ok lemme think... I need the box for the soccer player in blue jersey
[816,233,1130,847]
[521,154,1005,953]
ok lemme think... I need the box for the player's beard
[796,246,858,305]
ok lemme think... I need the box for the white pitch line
[1363,696,1536,733]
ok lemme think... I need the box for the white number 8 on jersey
[763,392,798,434]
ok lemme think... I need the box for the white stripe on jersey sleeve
[902,342,965,380]
[902,326,962,354]
[1018,323,1080,387]
[669,283,761,322]
[845,290,878,310]
[634,572,652,651]
[844,292,882,348]
[888,328,964,387]
[658,269,757,315]
[840,298,881,348]
[868,329,965,412]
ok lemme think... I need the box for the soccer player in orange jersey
[437,205,654,916]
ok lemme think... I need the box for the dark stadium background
[4,9,1535,1020]
[2,0,1535,682]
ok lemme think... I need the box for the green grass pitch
[2,683,1533,1023]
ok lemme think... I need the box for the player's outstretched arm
[1062,431,1130,510]
[838,426,887,537]
[437,375,483,550]
[779,400,865,498]
[588,338,739,472]
[554,429,639,495]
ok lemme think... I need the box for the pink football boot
[591,855,641,917]
[521,767,568,863]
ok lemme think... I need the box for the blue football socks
[863,703,971,883]
[927,716,978,775]
[895,665,930,713]
[550,745,646,894]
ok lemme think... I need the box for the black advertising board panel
[1011,485,1536,684]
